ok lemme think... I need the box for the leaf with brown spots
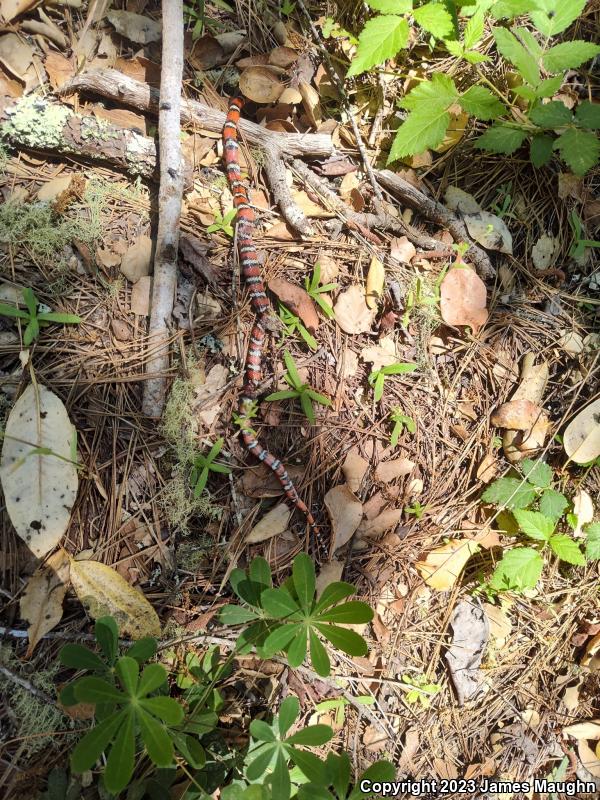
[491,399,543,430]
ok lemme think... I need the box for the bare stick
[141,1,184,418]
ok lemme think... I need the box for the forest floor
[0,1,599,799]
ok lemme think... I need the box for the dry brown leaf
[445,186,481,214]
[578,740,600,778]
[268,277,319,333]
[96,247,121,269]
[246,503,291,543]
[0,0,36,22]
[558,172,584,201]
[120,236,153,283]
[20,549,70,658]
[316,254,339,283]
[433,759,459,780]
[316,560,344,597]
[563,721,600,740]
[341,446,369,494]
[562,680,582,712]
[291,190,330,218]
[476,453,498,483]
[483,602,512,645]
[239,66,284,103]
[339,172,359,199]
[503,354,549,462]
[558,329,585,355]
[299,80,321,127]
[360,336,397,371]
[365,255,385,309]
[374,457,415,484]
[464,211,513,254]
[531,234,557,270]
[573,489,594,538]
[564,399,600,465]
[269,46,297,68]
[190,35,224,70]
[358,508,403,538]
[0,32,34,82]
[334,285,376,334]
[440,267,488,334]
[491,399,543,430]
[390,235,416,264]
[324,485,363,552]
[416,539,479,590]
[107,11,162,44]
[92,106,147,135]
[44,52,75,91]
[130,275,151,316]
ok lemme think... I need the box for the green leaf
[249,556,272,589]
[314,581,356,613]
[553,128,600,175]
[516,27,543,58]
[283,350,302,388]
[305,389,332,407]
[287,724,334,747]
[373,372,385,402]
[575,101,600,130]
[535,74,565,98]
[137,663,168,697]
[368,0,413,11]
[172,732,206,769]
[521,458,553,488]
[272,749,291,800]
[513,509,555,541]
[59,644,106,671]
[95,617,118,664]
[346,16,410,77]
[300,391,316,425]
[530,134,554,167]
[539,489,569,521]
[489,547,544,591]
[24,318,38,345]
[309,628,330,677]
[530,0,587,37]
[0,303,29,319]
[288,748,329,786]
[350,760,397,799]
[278,695,300,737]
[262,623,303,656]
[529,101,572,128]
[401,74,458,111]
[137,707,174,767]
[413,2,454,38]
[317,601,374,625]
[490,0,533,19]
[315,624,369,657]
[549,534,586,565]
[381,362,418,375]
[265,389,301,402]
[246,742,277,780]
[287,627,308,667]
[292,552,316,609]
[38,312,82,324]
[74,677,126,705]
[219,605,260,624]
[585,523,600,561]
[250,719,277,742]
[115,656,139,696]
[474,124,528,154]
[139,696,184,725]
[459,85,506,120]
[126,636,157,664]
[463,9,485,49]
[22,287,38,317]
[71,710,126,772]
[492,27,540,86]
[481,477,536,509]
[543,41,600,72]
[104,709,135,794]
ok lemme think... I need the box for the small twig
[262,143,313,236]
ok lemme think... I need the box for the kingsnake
[222,97,321,548]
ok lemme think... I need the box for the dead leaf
[416,539,479,590]
[374,457,415,483]
[241,464,304,499]
[37,175,72,203]
[563,680,582,712]
[360,336,397,371]
[341,446,369,493]
[0,0,36,22]
[563,721,600,740]
[464,211,513,254]
[433,759,459,780]
[477,453,498,483]
[292,190,330,218]
[190,35,224,70]
[239,66,284,103]
[96,247,121,269]
[316,560,344,597]
[120,236,153,283]
[92,105,147,135]
[365,255,385,310]
[44,52,75,91]
[483,602,512,645]
[358,508,403,538]
[299,80,321,128]
[339,172,359,199]
[577,740,600,778]
[440,267,488,334]
[531,234,557,270]
[269,46,297,69]
[445,186,481,214]
[573,489,594,538]
[107,11,162,44]
[334,285,376,334]
[324,485,363,552]
[558,172,584,201]
[445,599,489,705]
[20,549,70,658]
[0,33,34,83]
[246,503,291,543]
[268,277,319,333]
[491,399,544,430]
[389,236,416,264]
[130,275,151,316]
[563,398,600,465]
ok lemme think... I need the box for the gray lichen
[1,95,71,149]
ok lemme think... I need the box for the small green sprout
[389,407,416,447]
[568,209,600,260]
[368,362,417,403]
[190,438,231,496]
[232,400,259,437]
[304,263,337,320]
[0,287,81,346]
[400,674,442,708]
[278,303,318,350]
[265,351,331,425]
[405,501,427,519]
[206,208,237,238]
[280,0,295,16]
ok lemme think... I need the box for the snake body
[223,97,319,539]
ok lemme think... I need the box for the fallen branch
[141,0,184,419]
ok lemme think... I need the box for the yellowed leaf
[416,539,479,590]
[564,399,600,465]
[563,720,600,740]
[70,558,160,638]
[365,255,385,310]
[246,503,291,544]
[20,549,70,658]
[324,484,363,552]
[440,267,488,334]
[491,399,544,430]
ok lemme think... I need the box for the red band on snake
[223,97,322,547]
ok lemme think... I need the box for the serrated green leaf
[368,0,413,11]
[585,523,600,561]
[464,50,490,64]
[413,2,454,38]
[549,534,586,565]
[489,547,544,591]
[553,128,600,175]
[401,74,458,111]
[389,109,451,160]
[459,85,506,120]
[575,101,600,130]
[516,27,543,58]
[513,509,555,541]
[539,489,569,520]
[463,9,485,49]
[493,27,540,86]
[481,476,536,509]
[530,0,587,37]
[535,74,565,98]
[530,133,554,167]
[475,124,528,154]
[521,458,553,488]
[347,16,410,77]
[530,101,572,128]
[490,0,533,19]
[445,39,464,57]
[543,41,600,72]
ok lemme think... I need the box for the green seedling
[265,350,331,425]
[388,407,416,447]
[280,0,295,17]
[400,673,442,708]
[190,438,231,496]
[368,362,417,403]
[279,303,318,350]
[304,263,337,320]
[207,208,237,237]
[568,209,600,260]
[405,501,427,519]
[0,287,81,346]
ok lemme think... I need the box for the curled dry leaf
[563,721,600,740]
[365,255,385,310]
[70,558,161,639]
[341,446,369,493]
[440,267,488,334]
[416,539,479,590]
[445,186,481,215]
[531,234,557,270]
[491,399,544,430]
[269,46,297,69]
[558,330,585,355]
[246,503,291,544]
[20,549,71,658]
[563,399,600,465]
[239,66,284,103]
[483,602,512,646]
[360,336,397,371]
[503,354,549,462]
[107,11,162,45]
[374,457,415,484]
[334,285,377,334]
[0,384,78,558]
[464,211,513,254]
[268,277,319,333]
[390,235,416,264]
[299,80,322,128]
[324,484,363,552]
[120,236,153,283]
[357,508,403,538]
